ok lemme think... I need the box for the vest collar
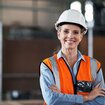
[57,49,86,62]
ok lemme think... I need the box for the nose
[67,31,73,38]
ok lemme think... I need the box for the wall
[94,36,105,77]
[3,38,59,99]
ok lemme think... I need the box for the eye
[72,30,80,35]
[63,29,69,34]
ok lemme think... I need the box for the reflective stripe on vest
[49,56,60,90]
[90,58,98,80]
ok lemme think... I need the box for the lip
[66,40,76,43]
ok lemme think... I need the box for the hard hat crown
[55,9,87,33]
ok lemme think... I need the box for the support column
[0,22,3,101]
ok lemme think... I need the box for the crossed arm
[40,63,105,105]
[50,83,105,104]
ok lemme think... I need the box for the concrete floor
[0,100,43,105]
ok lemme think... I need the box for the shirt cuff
[75,95,84,104]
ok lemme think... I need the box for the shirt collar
[57,49,86,62]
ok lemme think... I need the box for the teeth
[67,40,74,42]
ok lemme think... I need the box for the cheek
[57,31,61,40]
[79,35,83,42]
[57,35,61,41]
[57,35,64,44]
[57,32,64,41]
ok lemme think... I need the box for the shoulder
[90,56,101,68]
[83,55,101,70]
[40,56,54,71]
[40,56,55,78]
[91,57,101,71]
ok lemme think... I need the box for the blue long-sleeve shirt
[40,50,105,105]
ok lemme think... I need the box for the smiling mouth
[66,40,76,44]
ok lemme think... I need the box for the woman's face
[57,24,83,50]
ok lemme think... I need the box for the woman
[40,9,105,105]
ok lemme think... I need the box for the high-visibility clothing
[43,54,101,105]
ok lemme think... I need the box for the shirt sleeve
[84,68,105,105]
[92,68,105,88]
[39,62,84,105]
[83,97,105,105]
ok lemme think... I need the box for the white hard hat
[55,9,87,34]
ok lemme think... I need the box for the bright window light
[70,1,81,13]
[85,1,93,22]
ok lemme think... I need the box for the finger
[50,87,57,90]
[50,87,59,92]
[102,88,105,92]
[50,85,58,91]
[49,85,60,93]
[95,83,101,88]
[98,92,105,97]
[101,89,105,95]
[50,85,57,89]
[96,89,105,97]
[49,84,56,88]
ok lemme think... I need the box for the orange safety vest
[43,54,101,105]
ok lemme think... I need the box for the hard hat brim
[55,22,87,34]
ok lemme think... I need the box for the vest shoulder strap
[43,58,52,70]
[49,56,60,90]
[90,57,101,80]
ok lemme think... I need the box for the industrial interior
[0,0,105,105]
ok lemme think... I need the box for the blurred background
[0,0,105,105]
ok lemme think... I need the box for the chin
[66,47,75,50]
[66,45,76,49]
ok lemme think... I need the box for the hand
[49,84,61,93]
[83,83,105,102]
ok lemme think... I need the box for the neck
[62,48,78,67]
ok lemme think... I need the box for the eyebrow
[63,28,81,31]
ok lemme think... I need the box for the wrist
[83,95,89,102]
